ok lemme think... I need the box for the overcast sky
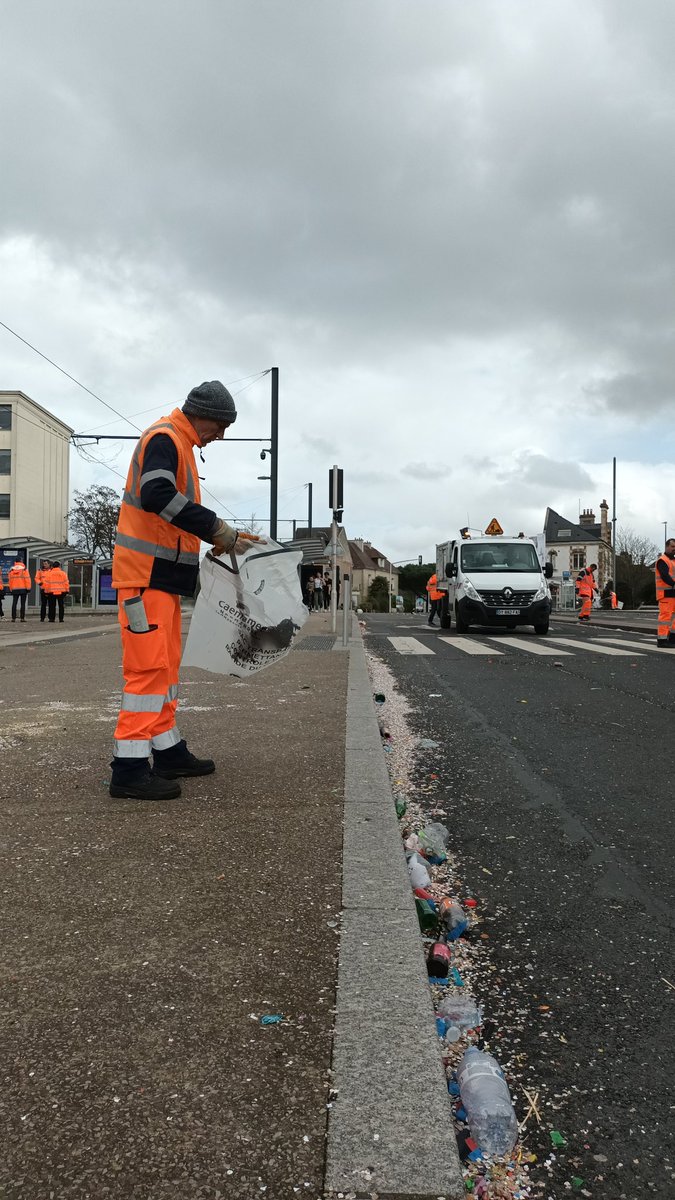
[2,0,674,561]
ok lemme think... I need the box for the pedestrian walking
[35,559,52,622]
[655,540,675,646]
[576,563,597,623]
[426,572,443,625]
[0,574,4,619]
[305,574,315,608]
[8,560,31,623]
[45,561,70,623]
[109,380,257,801]
[323,569,332,610]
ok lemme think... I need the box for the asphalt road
[363,612,675,1199]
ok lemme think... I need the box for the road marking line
[485,637,572,656]
[387,637,435,655]
[549,638,644,657]
[591,637,675,654]
[437,637,503,656]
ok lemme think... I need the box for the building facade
[0,391,73,542]
[544,501,613,604]
[348,538,399,609]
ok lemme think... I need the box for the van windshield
[460,542,540,572]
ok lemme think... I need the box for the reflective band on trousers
[152,727,181,750]
[114,738,152,758]
[121,692,166,713]
[166,684,179,702]
[114,530,200,565]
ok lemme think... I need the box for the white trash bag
[182,540,308,677]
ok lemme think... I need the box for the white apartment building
[0,391,73,542]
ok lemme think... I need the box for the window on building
[0,450,10,474]
[0,406,11,431]
[571,548,586,571]
[0,494,10,519]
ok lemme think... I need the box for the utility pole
[307,482,313,535]
[270,367,279,541]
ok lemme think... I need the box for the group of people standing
[305,570,332,610]
[0,559,70,623]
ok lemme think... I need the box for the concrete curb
[0,622,119,648]
[325,619,463,1199]
[551,614,655,635]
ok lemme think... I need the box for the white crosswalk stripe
[387,637,435,655]
[548,637,644,657]
[485,636,572,656]
[592,637,675,654]
[437,637,503,656]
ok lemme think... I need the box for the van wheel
[440,597,451,630]
[534,620,549,635]
[455,605,470,634]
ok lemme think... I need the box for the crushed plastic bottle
[438,898,469,940]
[418,824,448,865]
[438,993,483,1030]
[457,1047,518,1157]
[415,898,438,933]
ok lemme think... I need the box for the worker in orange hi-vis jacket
[44,561,70,624]
[35,559,52,623]
[8,560,31,623]
[426,572,444,626]
[109,380,264,803]
[654,539,675,647]
[576,563,597,624]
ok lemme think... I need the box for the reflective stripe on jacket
[45,568,70,595]
[112,409,203,594]
[655,554,675,601]
[8,564,31,591]
[426,573,443,601]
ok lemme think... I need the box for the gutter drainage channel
[325,619,463,1199]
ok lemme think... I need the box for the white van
[436,535,553,635]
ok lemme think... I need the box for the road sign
[73,558,94,565]
[484,518,504,536]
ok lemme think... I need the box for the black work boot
[153,739,216,779]
[109,759,181,800]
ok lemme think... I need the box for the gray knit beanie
[183,380,237,424]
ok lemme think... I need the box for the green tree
[399,561,436,611]
[68,484,120,558]
[367,574,391,612]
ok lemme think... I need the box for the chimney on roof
[599,498,610,544]
[353,538,364,551]
[579,508,596,527]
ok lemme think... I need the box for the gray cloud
[402,462,447,481]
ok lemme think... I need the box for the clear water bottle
[457,1047,518,1157]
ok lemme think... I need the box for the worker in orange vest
[8,560,31,623]
[576,563,597,623]
[44,561,70,623]
[35,559,52,622]
[655,539,675,646]
[426,572,444,626]
[110,381,261,802]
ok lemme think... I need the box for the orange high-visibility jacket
[112,408,203,592]
[426,573,444,601]
[35,569,48,588]
[8,563,31,591]
[655,554,675,601]
[576,568,596,598]
[44,567,70,595]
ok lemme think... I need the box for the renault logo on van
[503,588,514,600]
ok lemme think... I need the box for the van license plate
[496,608,521,616]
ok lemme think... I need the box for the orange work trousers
[113,588,182,759]
[657,596,675,642]
[579,595,592,619]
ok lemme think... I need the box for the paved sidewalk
[551,609,657,635]
[0,610,460,1200]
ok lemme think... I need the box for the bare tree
[68,485,120,558]
[615,526,658,608]
[240,512,263,536]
